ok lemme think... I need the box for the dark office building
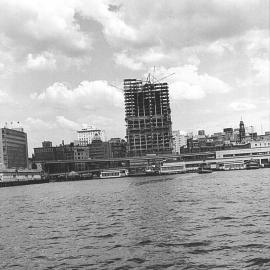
[198,130,205,136]
[88,137,110,159]
[124,78,173,156]
[108,138,127,158]
[34,141,74,162]
[239,120,246,142]
[0,127,28,169]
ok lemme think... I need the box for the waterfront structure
[124,78,173,156]
[77,125,105,146]
[41,145,270,176]
[0,127,28,169]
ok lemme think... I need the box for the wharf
[0,179,49,188]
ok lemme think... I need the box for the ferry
[99,169,128,179]
[0,169,46,187]
[160,162,186,174]
[245,159,260,170]
[217,161,246,171]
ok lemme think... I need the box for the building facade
[88,137,110,159]
[124,79,173,156]
[239,120,246,142]
[108,138,127,158]
[34,142,76,162]
[172,131,187,155]
[77,125,105,146]
[0,127,28,169]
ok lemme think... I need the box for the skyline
[0,0,269,152]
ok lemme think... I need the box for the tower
[0,127,28,169]
[239,120,246,143]
[124,78,173,156]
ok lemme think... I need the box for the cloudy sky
[0,0,269,152]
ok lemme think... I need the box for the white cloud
[78,0,138,43]
[101,0,268,49]
[250,57,269,86]
[229,101,256,111]
[31,80,124,108]
[114,51,144,70]
[56,116,81,130]
[207,40,235,56]
[25,117,55,129]
[0,0,92,57]
[137,48,167,63]
[0,90,13,104]
[0,62,4,72]
[26,52,56,70]
[154,65,231,100]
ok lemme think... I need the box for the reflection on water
[0,169,270,269]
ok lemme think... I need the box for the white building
[249,140,270,148]
[172,130,187,154]
[77,125,106,146]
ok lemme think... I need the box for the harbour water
[0,169,269,270]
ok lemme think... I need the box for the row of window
[223,151,270,158]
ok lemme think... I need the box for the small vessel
[0,169,46,187]
[245,159,260,170]
[197,163,212,174]
[217,161,245,171]
[145,165,160,175]
[99,169,128,179]
[160,162,186,174]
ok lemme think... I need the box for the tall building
[124,78,172,156]
[239,120,246,143]
[108,138,127,158]
[88,135,110,159]
[77,125,105,146]
[172,131,187,154]
[0,127,28,169]
[198,130,205,136]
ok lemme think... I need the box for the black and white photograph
[0,0,269,269]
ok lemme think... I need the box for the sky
[0,0,269,153]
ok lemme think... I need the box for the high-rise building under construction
[124,78,173,156]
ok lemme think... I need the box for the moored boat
[99,169,128,179]
[197,163,212,174]
[160,162,186,175]
[0,169,47,187]
[245,159,260,170]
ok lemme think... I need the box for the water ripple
[0,169,269,269]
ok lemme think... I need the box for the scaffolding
[124,79,173,156]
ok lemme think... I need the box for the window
[223,154,233,158]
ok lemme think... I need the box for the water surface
[0,169,270,269]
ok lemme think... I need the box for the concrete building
[124,78,172,156]
[73,145,89,160]
[0,127,28,169]
[34,141,76,162]
[77,125,105,146]
[172,131,187,154]
[239,120,246,142]
[249,140,270,148]
[108,138,127,158]
[88,135,110,159]
[223,128,233,140]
